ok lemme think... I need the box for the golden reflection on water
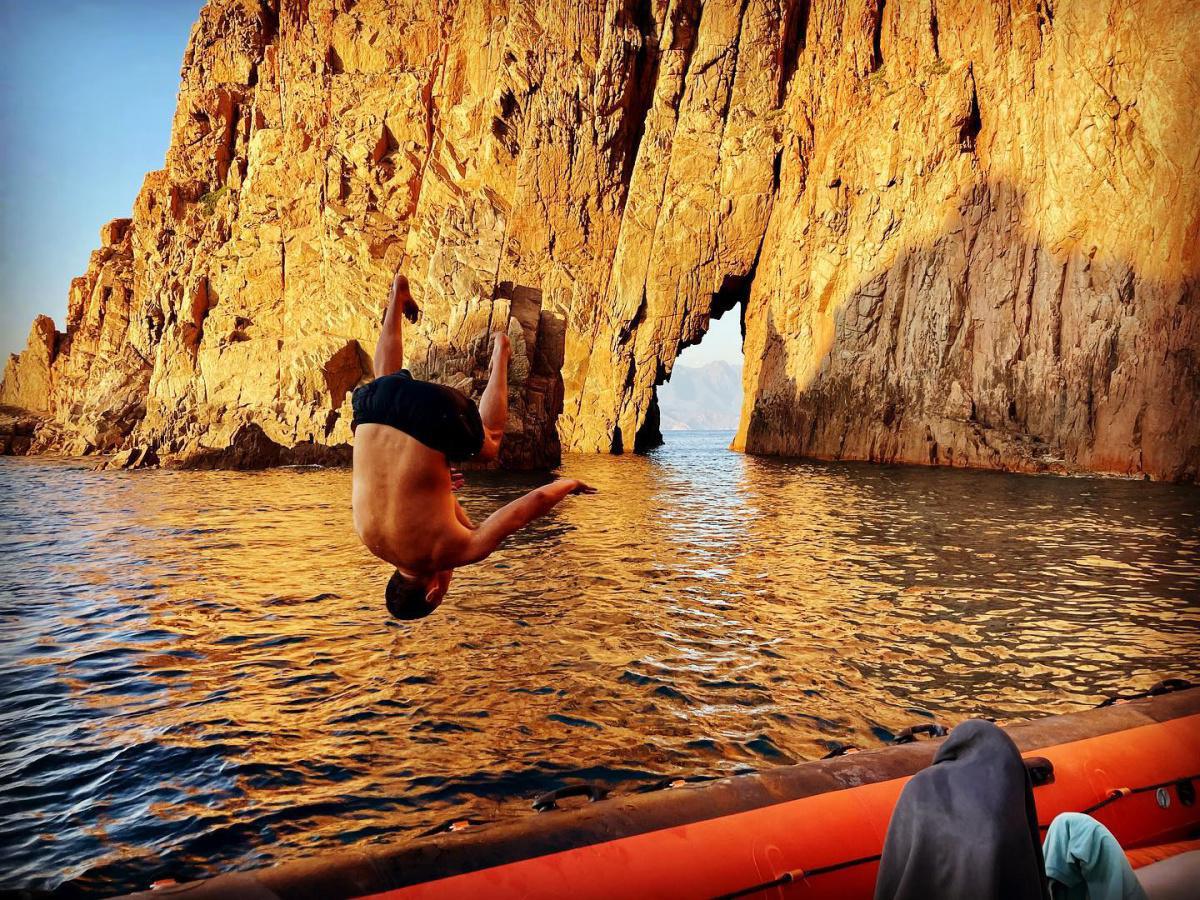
[1,432,1197,894]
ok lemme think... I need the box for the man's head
[385,569,450,620]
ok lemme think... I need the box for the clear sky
[0,0,204,361]
[676,307,744,367]
[0,0,744,368]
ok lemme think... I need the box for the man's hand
[390,272,420,323]
[563,478,596,495]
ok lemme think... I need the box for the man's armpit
[453,499,475,529]
[431,525,480,570]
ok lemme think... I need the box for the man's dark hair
[386,570,435,620]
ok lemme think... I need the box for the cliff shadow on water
[738,177,1200,483]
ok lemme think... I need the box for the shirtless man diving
[352,272,596,620]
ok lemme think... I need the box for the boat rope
[712,854,884,899]
[532,783,608,811]
[1061,772,1200,823]
[891,722,949,743]
[1097,678,1193,707]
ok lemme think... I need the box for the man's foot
[392,272,420,323]
[491,331,511,363]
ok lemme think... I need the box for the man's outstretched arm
[454,478,595,565]
[374,272,420,377]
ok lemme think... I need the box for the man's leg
[476,332,509,461]
[374,273,417,377]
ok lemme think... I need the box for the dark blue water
[2,431,1198,895]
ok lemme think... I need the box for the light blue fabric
[1043,812,1148,900]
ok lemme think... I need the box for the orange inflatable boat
[125,683,1200,899]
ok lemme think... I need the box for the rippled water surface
[2,431,1198,895]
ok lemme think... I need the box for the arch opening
[655,305,746,438]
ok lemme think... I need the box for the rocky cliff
[3,0,1197,479]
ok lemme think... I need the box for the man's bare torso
[351,274,591,608]
[352,424,468,575]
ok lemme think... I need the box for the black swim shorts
[351,370,485,462]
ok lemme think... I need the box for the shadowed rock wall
[734,0,1200,482]
[3,0,1197,479]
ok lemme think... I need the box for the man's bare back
[352,423,464,570]
[351,273,595,619]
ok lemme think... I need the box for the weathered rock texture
[734,0,1200,482]
[3,0,1197,479]
[1,317,57,415]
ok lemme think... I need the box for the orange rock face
[3,0,1197,479]
[733,0,1200,483]
[1,316,57,415]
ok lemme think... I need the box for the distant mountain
[657,360,743,431]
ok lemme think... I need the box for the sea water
[1,431,1197,894]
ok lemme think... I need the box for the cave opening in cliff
[655,300,746,439]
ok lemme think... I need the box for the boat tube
[122,685,1200,899]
